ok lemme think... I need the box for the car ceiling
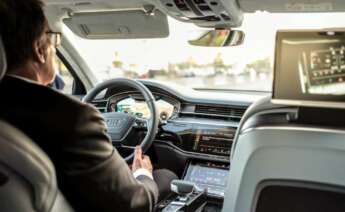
[44,0,345,29]
[44,0,345,12]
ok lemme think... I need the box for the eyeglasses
[46,31,62,48]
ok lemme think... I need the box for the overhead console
[240,0,345,12]
[153,0,243,27]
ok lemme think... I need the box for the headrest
[0,36,6,81]
[0,120,57,211]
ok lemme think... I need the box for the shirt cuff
[133,168,154,180]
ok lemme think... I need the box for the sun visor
[63,9,169,39]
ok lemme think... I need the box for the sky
[63,12,345,74]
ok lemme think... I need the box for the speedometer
[115,97,175,120]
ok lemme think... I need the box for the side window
[53,55,74,94]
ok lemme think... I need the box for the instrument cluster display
[108,95,177,121]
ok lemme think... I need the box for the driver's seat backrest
[0,120,57,211]
[0,36,73,211]
[222,97,345,212]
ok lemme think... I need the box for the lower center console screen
[184,161,229,197]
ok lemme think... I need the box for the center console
[156,120,234,211]
[156,161,229,212]
[192,128,235,156]
[159,122,237,158]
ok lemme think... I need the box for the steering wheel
[83,78,159,162]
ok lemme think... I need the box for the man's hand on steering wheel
[132,146,153,174]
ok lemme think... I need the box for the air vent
[91,100,107,113]
[174,0,190,11]
[195,105,246,120]
[198,5,212,11]
[193,0,212,12]
[190,16,221,21]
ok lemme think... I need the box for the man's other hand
[132,146,153,173]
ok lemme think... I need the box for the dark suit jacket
[0,75,159,212]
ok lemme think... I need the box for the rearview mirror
[188,29,245,47]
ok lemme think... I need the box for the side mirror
[188,29,245,47]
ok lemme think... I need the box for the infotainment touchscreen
[184,162,229,197]
[272,30,345,108]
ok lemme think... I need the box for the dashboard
[92,80,267,164]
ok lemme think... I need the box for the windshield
[63,12,345,91]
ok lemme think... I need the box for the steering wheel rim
[83,78,159,162]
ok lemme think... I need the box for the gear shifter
[171,180,196,196]
[161,180,207,212]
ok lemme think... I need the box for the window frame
[56,50,87,95]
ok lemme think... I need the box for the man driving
[0,0,175,211]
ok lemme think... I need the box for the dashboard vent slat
[194,105,246,120]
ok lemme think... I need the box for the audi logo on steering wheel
[106,118,125,128]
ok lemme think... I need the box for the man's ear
[33,39,47,64]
